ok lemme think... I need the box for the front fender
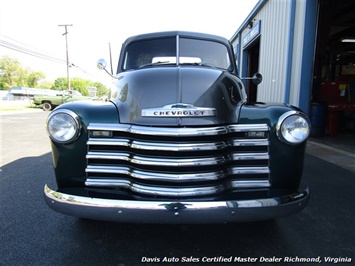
[239,103,308,190]
[49,101,119,188]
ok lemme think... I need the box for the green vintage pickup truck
[33,90,93,111]
[44,31,310,223]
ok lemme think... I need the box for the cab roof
[123,31,231,46]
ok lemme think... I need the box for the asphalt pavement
[307,136,355,173]
[0,110,354,266]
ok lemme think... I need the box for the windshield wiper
[138,61,172,69]
[180,62,224,70]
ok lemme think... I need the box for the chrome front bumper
[44,185,309,223]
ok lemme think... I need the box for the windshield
[123,37,231,70]
[179,38,231,69]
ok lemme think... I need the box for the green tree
[27,71,46,88]
[92,81,110,98]
[38,80,54,89]
[71,77,89,96]
[0,56,47,89]
[0,56,109,94]
[0,56,28,89]
[52,77,109,97]
[52,77,67,90]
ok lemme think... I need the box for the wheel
[42,102,53,111]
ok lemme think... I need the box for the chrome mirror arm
[241,73,263,85]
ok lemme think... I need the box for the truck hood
[111,67,245,126]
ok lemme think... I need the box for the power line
[0,34,66,64]
[0,34,103,81]
[1,34,61,57]
[0,41,66,64]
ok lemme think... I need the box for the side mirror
[97,58,117,78]
[252,73,263,85]
[97,59,107,70]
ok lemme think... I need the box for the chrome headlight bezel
[276,111,310,145]
[47,109,81,144]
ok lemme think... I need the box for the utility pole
[58,24,73,90]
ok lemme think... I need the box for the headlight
[276,111,310,145]
[47,109,81,144]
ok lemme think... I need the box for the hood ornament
[142,103,216,117]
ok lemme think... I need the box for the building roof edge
[230,0,268,42]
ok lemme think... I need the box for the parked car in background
[33,90,93,111]
[44,31,310,223]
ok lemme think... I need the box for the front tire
[42,102,53,111]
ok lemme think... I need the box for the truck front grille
[85,123,270,198]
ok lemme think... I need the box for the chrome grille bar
[86,165,269,182]
[86,151,268,167]
[84,178,271,197]
[131,140,226,152]
[88,123,269,136]
[87,138,269,151]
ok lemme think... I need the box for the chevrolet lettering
[142,104,216,117]
[44,31,310,223]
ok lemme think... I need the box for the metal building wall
[256,1,292,103]
[232,0,309,108]
[289,2,307,107]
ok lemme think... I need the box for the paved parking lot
[1,111,354,265]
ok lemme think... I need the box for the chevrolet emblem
[142,103,216,117]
